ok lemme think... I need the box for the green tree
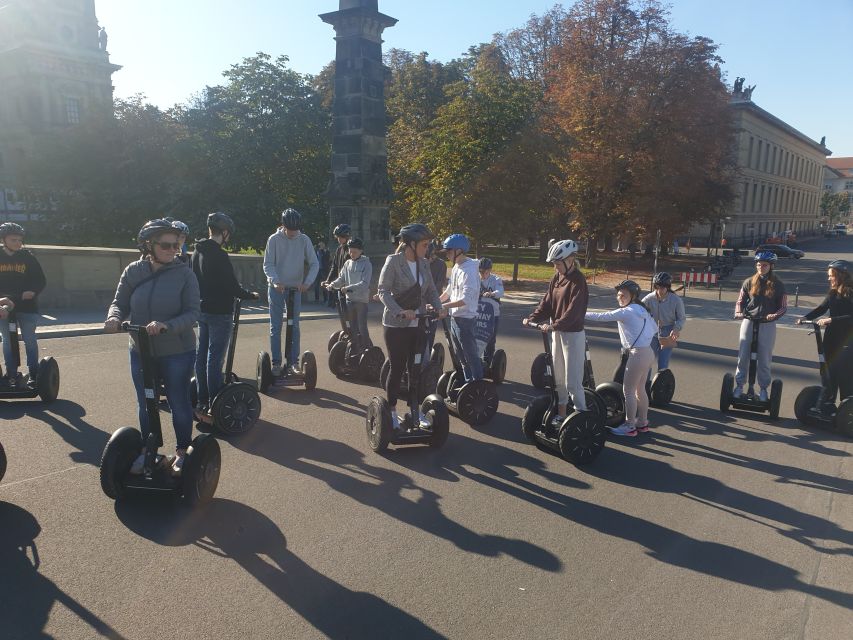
[820,190,851,225]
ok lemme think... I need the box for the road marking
[0,464,84,489]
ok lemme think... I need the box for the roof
[729,100,831,155]
[827,157,853,170]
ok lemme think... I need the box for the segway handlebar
[396,310,440,320]
[121,322,167,334]
[798,315,850,327]
[525,320,551,331]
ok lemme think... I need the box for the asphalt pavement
[1,238,852,640]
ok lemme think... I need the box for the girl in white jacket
[585,280,657,436]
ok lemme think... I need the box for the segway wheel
[436,371,452,400]
[582,389,607,425]
[366,396,393,452]
[417,362,441,404]
[328,330,347,353]
[794,386,822,426]
[422,394,450,449]
[328,340,348,378]
[719,373,734,413]
[769,379,783,419]
[456,380,499,426]
[648,369,674,407]
[211,383,261,435]
[302,351,317,390]
[257,351,272,393]
[225,372,239,384]
[0,441,6,483]
[99,427,142,500]
[430,343,445,371]
[36,357,60,403]
[490,349,507,384]
[835,399,853,438]
[182,434,221,507]
[530,352,548,389]
[358,346,385,383]
[595,382,625,427]
[379,359,391,392]
[521,395,550,442]
[559,412,607,465]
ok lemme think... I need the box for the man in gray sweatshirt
[642,272,686,372]
[262,209,319,376]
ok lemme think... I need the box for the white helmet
[546,239,579,263]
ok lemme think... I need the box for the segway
[191,298,262,435]
[99,323,221,506]
[719,312,782,418]
[366,312,450,452]
[0,440,6,482]
[379,314,444,403]
[793,317,853,437]
[521,322,607,464]
[256,288,318,393]
[328,293,385,382]
[435,317,499,426]
[477,294,506,384]
[0,311,59,403]
[327,285,352,353]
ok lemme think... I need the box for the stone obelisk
[320,0,397,256]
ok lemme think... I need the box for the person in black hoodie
[324,223,351,308]
[0,223,47,388]
[191,212,258,422]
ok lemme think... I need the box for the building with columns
[0,0,119,218]
[823,158,853,227]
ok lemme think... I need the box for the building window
[760,185,766,211]
[65,97,81,124]
[845,181,853,190]
[751,183,758,212]
[771,147,776,175]
[748,137,754,168]
[757,141,763,171]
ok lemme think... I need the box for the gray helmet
[615,279,642,299]
[137,219,174,245]
[281,208,302,230]
[347,237,364,250]
[333,223,351,237]
[829,259,849,273]
[0,222,25,240]
[652,272,672,288]
[207,211,235,236]
[399,223,433,244]
[171,220,190,236]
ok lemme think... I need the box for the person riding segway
[642,272,685,407]
[477,257,507,383]
[0,297,59,402]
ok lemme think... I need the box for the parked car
[834,224,848,235]
[755,243,804,259]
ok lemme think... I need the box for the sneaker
[608,423,638,437]
[289,365,302,376]
[758,388,769,402]
[11,372,25,389]
[417,410,433,428]
[129,453,145,475]
[171,454,185,476]
[390,410,401,430]
[194,407,213,424]
[636,420,650,433]
[732,386,744,399]
[550,415,566,427]
[271,364,283,377]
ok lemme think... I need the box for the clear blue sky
[95,0,853,156]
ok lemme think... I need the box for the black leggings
[822,344,853,405]
[384,326,419,408]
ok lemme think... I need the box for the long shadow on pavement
[0,501,126,640]
[116,498,447,640]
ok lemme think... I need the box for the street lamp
[717,216,731,257]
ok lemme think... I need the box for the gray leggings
[623,346,654,426]
[735,319,776,389]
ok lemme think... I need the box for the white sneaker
[608,423,638,437]
[550,415,565,427]
[758,388,769,402]
[129,453,145,475]
[390,410,401,430]
[732,386,743,399]
[417,410,433,428]
[171,454,185,476]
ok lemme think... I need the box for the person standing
[642,272,686,374]
[262,208,319,376]
[314,241,330,303]
[439,234,483,381]
[427,240,447,291]
[478,257,504,367]
[325,224,351,309]
[327,238,373,348]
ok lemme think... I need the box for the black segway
[366,312,450,452]
[0,440,6,482]
[435,318,499,426]
[720,312,782,418]
[99,323,221,506]
[379,314,444,403]
[328,293,385,382]
[793,317,853,437]
[256,288,317,393]
[477,296,506,384]
[521,322,607,464]
[327,286,352,353]
[191,298,262,435]
[0,311,59,403]
[593,346,674,427]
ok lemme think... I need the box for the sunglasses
[153,241,181,250]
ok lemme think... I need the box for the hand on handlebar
[400,310,417,321]
[734,312,744,320]
[816,317,832,327]
[145,321,168,336]
[104,318,120,334]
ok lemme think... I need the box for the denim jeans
[130,348,195,451]
[451,316,483,381]
[268,286,302,367]
[195,312,232,407]
[349,301,372,349]
[0,312,39,375]
[650,323,675,371]
[484,316,500,364]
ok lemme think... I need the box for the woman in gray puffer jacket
[105,220,200,476]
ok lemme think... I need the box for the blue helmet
[442,234,470,252]
[754,250,777,264]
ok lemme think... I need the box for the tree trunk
[538,235,548,261]
[512,242,520,284]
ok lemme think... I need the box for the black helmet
[479,257,493,271]
[347,237,364,250]
[333,223,351,237]
[399,223,433,244]
[281,208,302,231]
[137,219,174,245]
[829,259,849,273]
[652,272,672,288]
[615,279,642,299]
[0,222,25,240]
[207,212,235,236]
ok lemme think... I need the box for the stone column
[320,0,397,258]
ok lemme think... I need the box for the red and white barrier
[680,272,718,285]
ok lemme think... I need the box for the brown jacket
[528,267,589,332]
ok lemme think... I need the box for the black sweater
[0,248,47,313]
[191,239,254,314]
[326,243,349,283]
[804,291,853,355]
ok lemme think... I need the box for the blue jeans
[195,312,232,407]
[130,349,195,451]
[650,323,675,371]
[484,316,500,364]
[451,316,483,381]
[268,286,302,367]
[349,301,372,349]
[0,312,39,375]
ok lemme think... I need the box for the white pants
[623,346,654,426]
[552,330,587,412]
[735,319,776,389]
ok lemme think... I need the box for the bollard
[592,267,597,284]
[718,283,722,300]
[795,285,799,308]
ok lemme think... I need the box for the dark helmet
[828,259,849,273]
[171,220,190,236]
[652,272,672,288]
[399,223,433,244]
[479,257,493,271]
[0,222,25,239]
[347,237,364,250]
[615,279,642,299]
[207,211,235,236]
[333,223,351,237]
[754,250,777,263]
[137,219,174,245]
[281,208,302,230]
